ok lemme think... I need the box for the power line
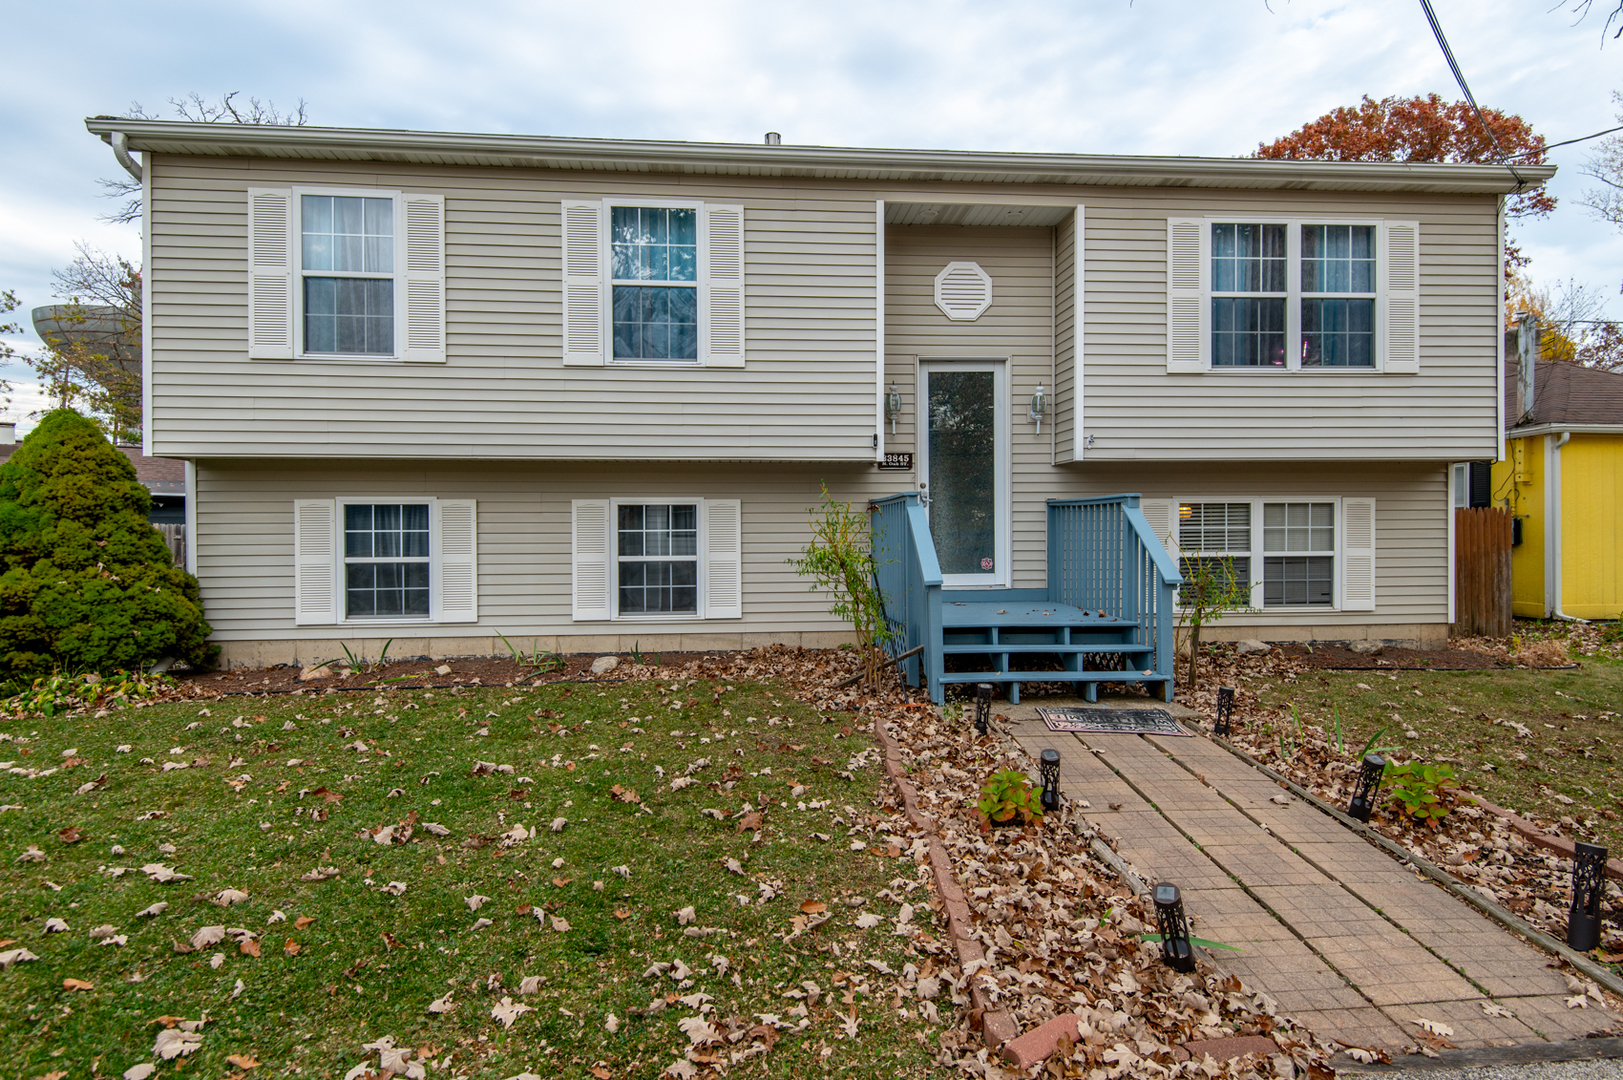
[1417,0,1532,189]
[1503,122,1623,160]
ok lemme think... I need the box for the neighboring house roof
[1504,354,1623,433]
[0,442,186,496]
[85,118,1552,197]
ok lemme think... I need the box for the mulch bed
[1275,643,1509,671]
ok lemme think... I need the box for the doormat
[1035,707,1192,737]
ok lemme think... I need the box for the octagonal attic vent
[934,261,993,321]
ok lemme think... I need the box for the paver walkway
[1007,710,1618,1054]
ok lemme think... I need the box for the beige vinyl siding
[1053,213,1076,464]
[192,459,905,642]
[883,226,1057,585]
[148,158,882,461]
[1071,190,1500,460]
[149,155,1500,463]
[193,457,1444,659]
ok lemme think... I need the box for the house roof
[0,442,186,496]
[84,118,1554,197]
[1504,354,1623,432]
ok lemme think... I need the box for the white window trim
[292,185,405,362]
[602,198,707,368]
[1200,216,1389,374]
[609,496,707,621]
[334,495,439,626]
[1173,496,1347,611]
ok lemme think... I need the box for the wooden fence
[1454,507,1512,638]
[155,523,186,569]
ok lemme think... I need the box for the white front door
[918,359,1009,587]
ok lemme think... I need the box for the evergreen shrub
[0,410,215,678]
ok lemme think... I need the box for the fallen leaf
[58,826,85,844]
[294,915,316,930]
[676,905,696,926]
[63,977,94,991]
[284,939,302,956]
[549,915,571,932]
[154,1028,204,1060]
[614,908,631,920]
[1415,1017,1454,1037]
[214,889,250,906]
[240,939,261,957]
[123,1065,157,1080]
[225,1055,260,1069]
[491,995,534,1028]
[428,992,456,1014]
[800,900,827,914]
[137,902,169,918]
[190,926,226,950]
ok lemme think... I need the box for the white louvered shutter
[435,499,477,622]
[704,204,745,367]
[1138,498,1177,557]
[1341,497,1377,611]
[293,499,337,625]
[248,188,294,359]
[562,201,605,366]
[934,262,993,321]
[1382,222,1420,374]
[1166,218,1207,373]
[571,499,612,620]
[402,194,446,363]
[703,499,743,619]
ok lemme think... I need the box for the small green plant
[1356,726,1396,761]
[790,486,899,691]
[629,641,660,667]
[976,768,1044,827]
[1332,706,1344,755]
[1274,703,1305,763]
[1384,760,1468,827]
[1174,552,1253,691]
[1139,932,1244,953]
[496,632,565,673]
[3,669,177,719]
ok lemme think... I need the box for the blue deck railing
[868,493,942,691]
[869,492,1182,701]
[1046,495,1184,690]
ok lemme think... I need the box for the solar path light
[1153,882,1196,973]
[1039,749,1061,813]
[1214,686,1235,737]
[974,683,993,737]
[1568,842,1609,952]
[1347,753,1386,823]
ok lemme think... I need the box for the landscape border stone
[869,712,1021,1050]
[1470,795,1623,882]
[1334,1034,1623,1073]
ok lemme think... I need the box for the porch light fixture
[1347,753,1387,823]
[1153,882,1196,973]
[1214,686,1235,737]
[1028,385,1047,433]
[1568,842,1609,952]
[974,683,993,737]
[1039,749,1061,812]
[885,382,903,434]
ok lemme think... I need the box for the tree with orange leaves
[1255,94,1553,268]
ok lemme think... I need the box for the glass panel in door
[922,365,1003,583]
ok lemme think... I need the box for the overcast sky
[2,0,1619,431]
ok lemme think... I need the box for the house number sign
[879,453,914,470]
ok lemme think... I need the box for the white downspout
[1549,430,1585,622]
[110,131,142,181]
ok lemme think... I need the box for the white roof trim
[85,119,1553,196]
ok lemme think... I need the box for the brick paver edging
[1471,795,1623,882]
[869,714,1021,1050]
[1208,734,1623,1000]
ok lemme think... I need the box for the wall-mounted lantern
[1029,385,1047,434]
[885,383,903,435]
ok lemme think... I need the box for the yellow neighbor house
[1490,351,1623,620]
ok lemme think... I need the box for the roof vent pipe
[1516,312,1538,420]
[110,131,142,182]
[764,132,781,146]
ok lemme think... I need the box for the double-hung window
[560,198,745,368]
[246,186,445,363]
[1166,496,1376,611]
[290,498,477,625]
[1166,217,1418,374]
[570,498,743,621]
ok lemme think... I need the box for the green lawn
[1240,653,1623,849]
[0,675,947,1079]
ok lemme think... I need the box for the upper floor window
[1165,217,1419,375]
[246,187,445,364]
[561,199,745,369]
[610,207,699,362]
[302,195,396,356]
